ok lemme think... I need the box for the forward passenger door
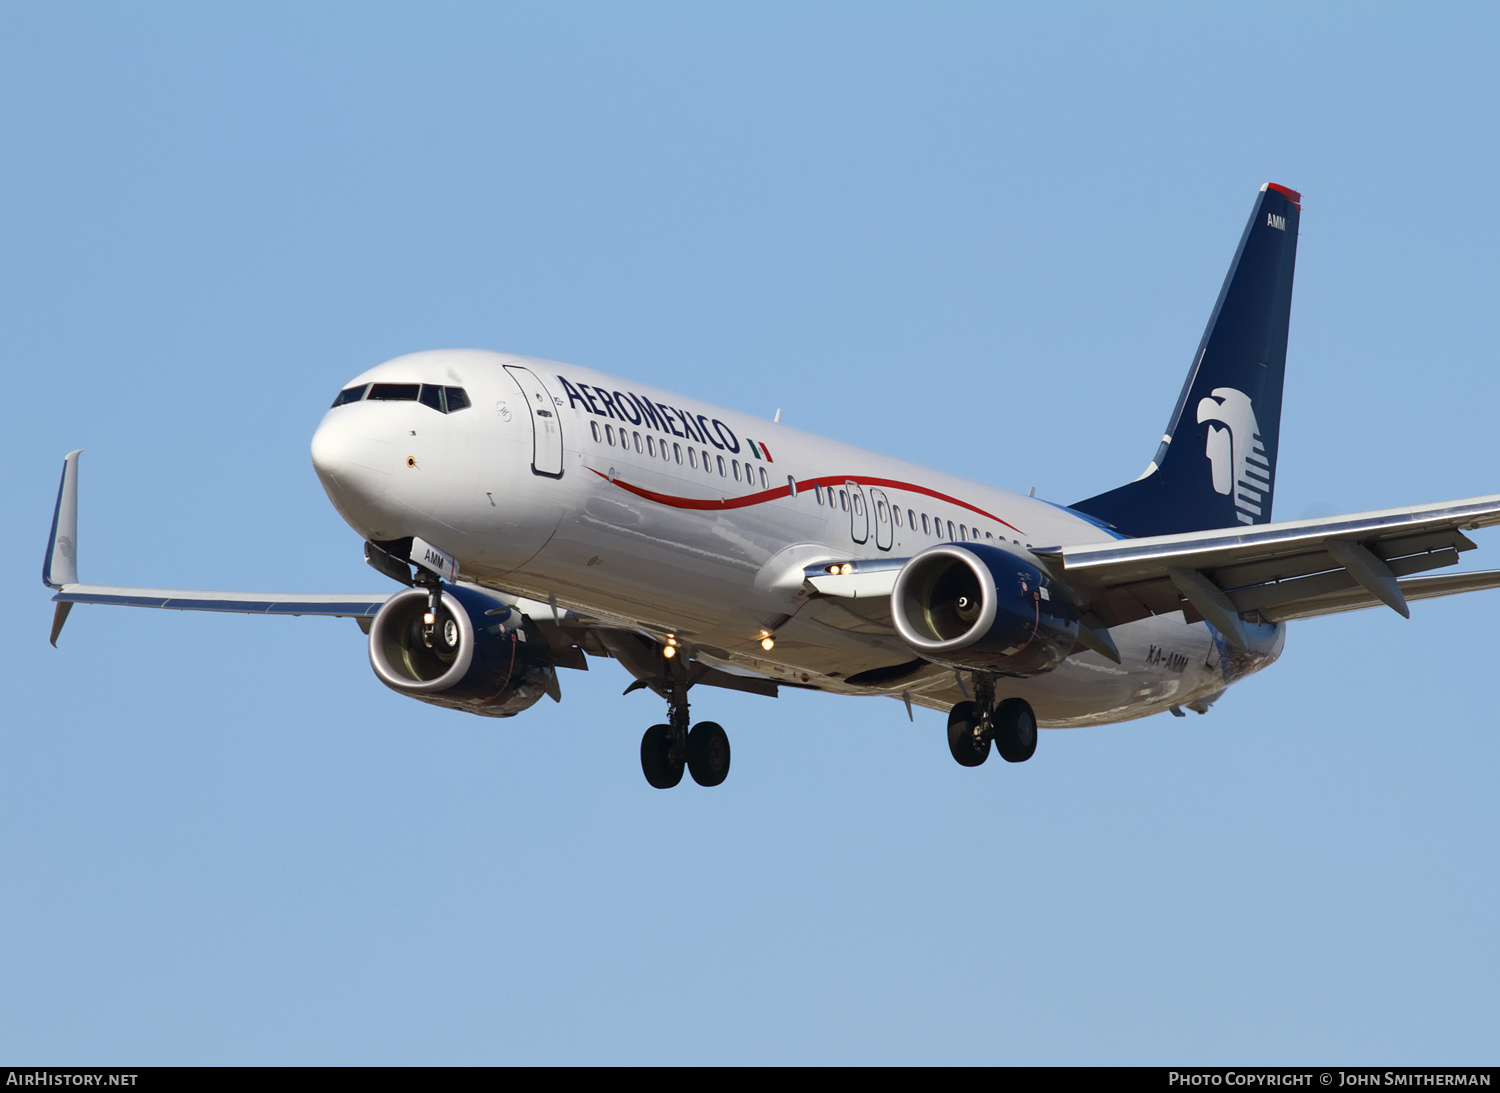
[504,365,564,478]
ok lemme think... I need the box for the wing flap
[1266,568,1500,622]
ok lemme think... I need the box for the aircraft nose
[310,410,397,533]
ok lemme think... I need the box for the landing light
[760,636,775,652]
[422,611,436,625]
[841,563,853,575]
[663,645,676,659]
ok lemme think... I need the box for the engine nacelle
[890,543,1079,675]
[368,583,555,717]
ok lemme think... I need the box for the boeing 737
[42,183,1500,788]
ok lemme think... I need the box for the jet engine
[890,543,1079,675]
[367,583,555,717]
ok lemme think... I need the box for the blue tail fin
[1071,183,1301,538]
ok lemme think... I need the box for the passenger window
[591,422,601,443]
[688,448,697,469]
[759,468,768,489]
[675,443,683,464]
[633,432,642,453]
[908,509,916,530]
[444,387,471,412]
[985,531,993,540]
[717,455,726,477]
[787,475,797,497]
[605,425,615,445]
[646,436,655,457]
[959,525,967,541]
[620,430,630,450]
[921,514,930,534]
[368,383,420,401]
[815,486,824,506]
[948,521,956,539]
[703,451,712,473]
[840,491,848,511]
[331,384,367,407]
[972,527,980,540]
[732,461,741,482]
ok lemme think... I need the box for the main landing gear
[947,674,1037,768]
[640,670,731,789]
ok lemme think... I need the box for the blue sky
[2,2,1496,1063]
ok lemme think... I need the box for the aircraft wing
[1032,494,1500,646]
[42,451,780,700]
[46,583,392,639]
[40,450,590,643]
[801,495,1500,653]
[39,451,392,643]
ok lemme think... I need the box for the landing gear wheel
[946,701,991,767]
[640,723,684,789]
[686,721,731,787]
[993,698,1037,763]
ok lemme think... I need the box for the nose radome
[310,411,397,533]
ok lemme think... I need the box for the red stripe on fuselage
[586,468,1026,535]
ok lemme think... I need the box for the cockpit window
[368,383,421,401]
[331,384,368,407]
[330,382,472,413]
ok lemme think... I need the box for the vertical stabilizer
[1072,184,1301,538]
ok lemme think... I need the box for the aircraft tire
[640,723,684,789]
[946,701,991,767]
[993,698,1038,763]
[686,721,731,787]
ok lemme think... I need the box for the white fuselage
[310,349,1284,727]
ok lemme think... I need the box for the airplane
[41,182,1500,789]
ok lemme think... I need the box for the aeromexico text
[557,376,769,460]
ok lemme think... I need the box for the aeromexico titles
[43,183,1500,789]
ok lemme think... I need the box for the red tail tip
[1262,182,1302,208]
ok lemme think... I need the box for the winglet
[43,451,82,590]
[49,602,74,647]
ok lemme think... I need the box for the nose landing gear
[946,674,1037,768]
